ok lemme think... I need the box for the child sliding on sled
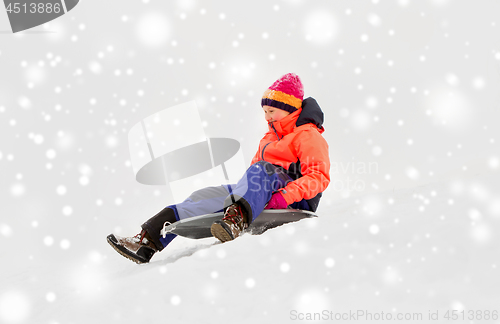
[107,73,331,264]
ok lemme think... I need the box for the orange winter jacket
[251,97,330,210]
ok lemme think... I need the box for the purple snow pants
[142,161,311,250]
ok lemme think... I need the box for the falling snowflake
[46,292,56,303]
[0,291,31,323]
[303,10,339,45]
[62,206,73,216]
[369,224,380,235]
[324,258,335,268]
[245,278,256,289]
[280,263,291,273]
[0,224,13,237]
[170,295,181,306]
[56,185,67,196]
[135,13,171,47]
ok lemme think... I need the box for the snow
[0,291,31,323]
[303,10,339,45]
[45,149,56,159]
[43,236,54,247]
[424,87,473,131]
[135,13,171,48]
[56,185,67,196]
[372,146,382,156]
[62,205,73,216]
[350,110,371,131]
[2,173,498,323]
[45,292,56,303]
[0,224,13,237]
[10,183,26,197]
[60,239,71,250]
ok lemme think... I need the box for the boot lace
[132,230,149,245]
[222,204,244,226]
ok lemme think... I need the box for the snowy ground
[2,171,499,324]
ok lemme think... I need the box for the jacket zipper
[261,142,271,161]
[270,123,282,141]
[261,123,282,161]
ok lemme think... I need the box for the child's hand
[264,192,288,209]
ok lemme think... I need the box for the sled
[160,209,317,239]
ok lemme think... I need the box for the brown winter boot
[210,203,248,242]
[107,229,159,264]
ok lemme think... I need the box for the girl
[107,73,330,264]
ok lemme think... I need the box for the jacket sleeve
[250,149,260,165]
[278,126,330,205]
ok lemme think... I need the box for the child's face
[262,105,290,123]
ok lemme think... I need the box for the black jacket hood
[296,97,324,130]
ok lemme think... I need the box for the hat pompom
[262,73,304,113]
[269,73,304,100]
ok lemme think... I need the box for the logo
[3,0,79,33]
[128,101,246,202]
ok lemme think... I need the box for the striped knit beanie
[261,73,304,114]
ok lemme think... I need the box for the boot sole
[210,223,234,243]
[106,234,148,264]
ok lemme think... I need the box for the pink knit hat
[261,73,304,113]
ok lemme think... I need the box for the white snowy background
[1,0,500,323]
